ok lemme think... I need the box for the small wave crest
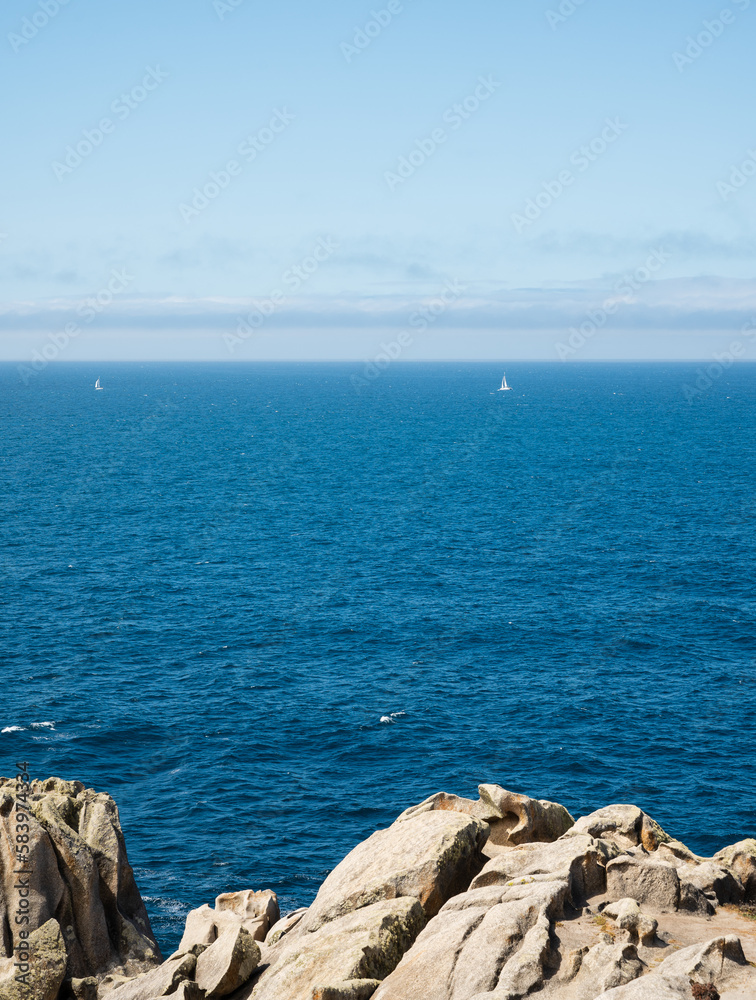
[379,711,406,724]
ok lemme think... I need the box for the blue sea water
[1,361,755,952]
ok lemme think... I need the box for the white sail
[95,378,102,389]
[498,372,512,391]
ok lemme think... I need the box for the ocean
[1,360,754,952]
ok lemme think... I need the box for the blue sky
[2,0,755,360]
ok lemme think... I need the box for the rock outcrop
[398,784,575,849]
[179,890,279,953]
[4,779,756,1000]
[296,808,488,932]
[0,778,161,999]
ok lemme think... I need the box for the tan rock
[373,879,568,1000]
[571,938,645,995]
[104,953,196,1000]
[178,905,223,952]
[486,908,554,998]
[216,890,278,923]
[0,918,67,1000]
[570,804,671,851]
[676,860,743,905]
[602,898,657,944]
[146,985,205,1000]
[240,897,426,1000]
[558,945,589,982]
[215,890,279,942]
[0,777,161,983]
[469,833,613,903]
[97,972,133,993]
[177,892,278,958]
[606,856,681,911]
[177,905,248,954]
[714,839,756,901]
[311,980,381,1000]
[655,839,700,865]
[662,933,747,977]
[595,980,683,999]
[594,934,756,998]
[68,976,99,1000]
[266,908,307,946]
[194,924,260,997]
[473,784,575,847]
[398,784,574,848]
[298,810,487,933]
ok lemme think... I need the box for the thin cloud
[529,230,756,260]
[2,277,755,332]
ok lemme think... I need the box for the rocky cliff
[2,779,755,1000]
[0,777,161,1000]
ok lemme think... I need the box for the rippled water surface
[1,361,755,951]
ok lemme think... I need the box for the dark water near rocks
[1,361,755,952]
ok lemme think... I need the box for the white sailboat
[95,378,103,390]
[497,373,512,391]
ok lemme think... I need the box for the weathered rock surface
[714,839,756,900]
[10,780,755,1000]
[265,908,306,946]
[257,784,754,1000]
[372,880,569,1000]
[144,984,204,1000]
[469,833,615,903]
[215,891,279,942]
[602,898,657,944]
[399,784,575,849]
[595,935,753,997]
[566,937,645,997]
[194,924,259,997]
[606,854,715,916]
[312,982,381,1000]
[178,890,279,954]
[68,976,99,1000]
[605,855,682,911]
[296,809,488,933]
[569,803,672,852]
[0,777,162,997]
[0,918,67,1000]
[102,953,196,1000]
[237,897,426,1000]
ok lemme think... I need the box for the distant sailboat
[498,373,512,391]
[95,378,103,390]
